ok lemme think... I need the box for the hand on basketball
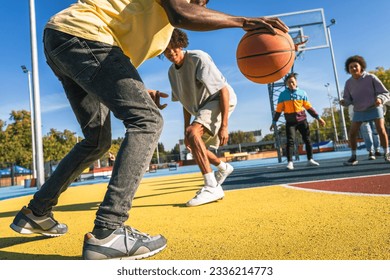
[148,90,168,110]
[243,17,289,34]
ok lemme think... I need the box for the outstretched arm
[159,0,288,33]
[183,107,192,147]
[218,86,230,146]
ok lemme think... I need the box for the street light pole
[325,83,339,142]
[21,65,37,179]
[28,0,45,188]
[327,19,348,141]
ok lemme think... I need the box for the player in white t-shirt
[164,28,237,207]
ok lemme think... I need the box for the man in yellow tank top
[10,0,288,260]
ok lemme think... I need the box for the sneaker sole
[186,195,224,207]
[117,244,167,260]
[85,243,168,260]
[343,161,358,166]
[10,223,65,237]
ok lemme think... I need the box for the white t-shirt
[168,50,237,116]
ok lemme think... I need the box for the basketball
[236,28,295,84]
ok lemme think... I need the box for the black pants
[286,120,313,161]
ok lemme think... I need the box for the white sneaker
[186,185,224,207]
[286,161,294,170]
[215,163,234,185]
[307,159,320,166]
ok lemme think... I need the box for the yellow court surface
[0,172,389,260]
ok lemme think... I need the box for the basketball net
[293,35,309,60]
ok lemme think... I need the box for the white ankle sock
[217,161,227,171]
[203,172,218,187]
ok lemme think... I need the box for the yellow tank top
[45,0,175,68]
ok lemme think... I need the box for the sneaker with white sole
[82,226,167,260]
[343,155,358,166]
[286,161,294,170]
[384,153,390,163]
[186,185,224,207]
[368,151,376,160]
[10,206,68,237]
[215,163,234,185]
[307,159,320,166]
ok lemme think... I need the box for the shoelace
[123,226,151,253]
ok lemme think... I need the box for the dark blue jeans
[28,29,163,229]
[285,120,313,162]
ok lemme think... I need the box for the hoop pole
[327,24,348,140]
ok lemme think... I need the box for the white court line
[282,173,390,197]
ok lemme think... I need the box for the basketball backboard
[267,8,329,52]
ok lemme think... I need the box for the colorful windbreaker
[272,88,319,124]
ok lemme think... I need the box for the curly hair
[344,55,367,73]
[284,72,298,84]
[170,28,189,49]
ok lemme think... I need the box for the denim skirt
[352,106,384,122]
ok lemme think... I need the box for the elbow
[162,3,193,28]
[166,11,191,28]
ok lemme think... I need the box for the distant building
[177,129,264,160]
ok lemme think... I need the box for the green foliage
[42,128,78,162]
[0,110,33,168]
[229,130,256,144]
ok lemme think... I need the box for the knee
[186,125,202,143]
[83,129,112,157]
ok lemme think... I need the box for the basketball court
[0,6,388,263]
[0,151,389,260]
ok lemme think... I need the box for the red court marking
[289,174,390,195]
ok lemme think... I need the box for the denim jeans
[285,120,312,161]
[360,121,380,152]
[28,29,163,229]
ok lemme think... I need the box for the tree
[229,130,256,144]
[43,129,78,162]
[0,110,33,168]
[370,67,390,89]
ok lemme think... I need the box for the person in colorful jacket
[270,73,326,170]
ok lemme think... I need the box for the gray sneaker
[384,153,390,163]
[215,163,234,185]
[82,226,167,260]
[10,206,68,237]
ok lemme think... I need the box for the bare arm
[183,107,192,147]
[218,86,230,146]
[159,0,288,33]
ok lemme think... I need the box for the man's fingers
[158,91,169,98]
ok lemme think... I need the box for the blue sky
[1,0,389,150]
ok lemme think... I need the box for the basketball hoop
[293,35,309,51]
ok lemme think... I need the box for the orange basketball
[236,28,295,84]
